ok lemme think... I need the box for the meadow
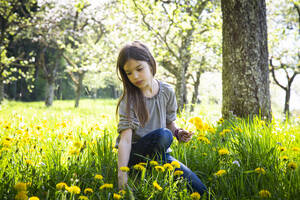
[0,99,299,200]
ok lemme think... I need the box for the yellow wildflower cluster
[150,160,159,166]
[78,196,88,200]
[255,167,266,175]
[94,174,103,180]
[171,161,181,169]
[14,182,37,200]
[218,148,230,156]
[214,169,227,177]
[56,182,67,190]
[259,189,271,198]
[287,161,297,170]
[153,180,163,191]
[155,166,165,173]
[190,192,201,200]
[133,164,145,171]
[163,163,174,171]
[220,129,231,137]
[84,188,94,194]
[197,136,210,144]
[66,185,81,194]
[189,117,209,131]
[174,170,184,176]
[100,183,113,190]
[120,166,130,172]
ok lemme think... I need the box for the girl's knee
[157,128,173,144]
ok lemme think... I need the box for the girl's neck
[142,79,159,98]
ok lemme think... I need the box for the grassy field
[0,99,299,200]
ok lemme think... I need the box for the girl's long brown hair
[116,41,156,127]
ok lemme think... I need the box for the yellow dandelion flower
[138,162,147,166]
[16,129,23,134]
[100,183,113,190]
[120,166,130,172]
[113,193,122,200]
[150,160,158,166]
[163,163,174,171]
[171,161,181,169]
[214,169,227,177]
[155,166,165,173]
[73,141,83,149]
[255,167,266,175]
[66,185,81,194]
[197,136,210,144]
[119,189,126,195]
[94,174,103,180]
[14,182,27,192]
[189,117,204,130]
[174,170,184,176]
[208,127,216,134]
[218,148,230,156]
[29,197,40,200]
[259,189,271,198]
[190,192,201,200]
[153,181,162,191]
[292,147,300,152]
[78,196,88,200]
[279,147,286,152]
[15,191,28,200]
[25,159,33,165]
[133,164,145,171]
[217,118,224,124]
[280,155,289,161]
[56,182,68,190]
[287,162,297,170]
[84,188,93,194]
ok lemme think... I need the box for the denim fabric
[128,128,207,195]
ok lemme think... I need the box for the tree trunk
[74,72,85,108]
[45,79,55,107]
[0,79,4,103]
[190,70,202,113]
[284,87,290,117]
[221,0,271,120]
[175,67,188,112]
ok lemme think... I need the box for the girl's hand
[178,129,193,142]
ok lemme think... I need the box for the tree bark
[74,72,85,108]
[190,70,202,113]
[45,79,55,107]
[0,79,4,103]
[221,0,271,120]
[284,86,290,117]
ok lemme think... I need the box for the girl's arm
[118,128,132,189]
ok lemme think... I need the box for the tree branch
[270,58,286,90]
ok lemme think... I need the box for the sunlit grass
[0,99,299,199]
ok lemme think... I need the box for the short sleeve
[166,86,177,124]
[117,99,140,133]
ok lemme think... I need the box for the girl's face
[124,59,154,90]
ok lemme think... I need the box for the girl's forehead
[124,59,146,71]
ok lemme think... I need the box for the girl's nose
[132,71,139,79]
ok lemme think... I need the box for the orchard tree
[0,0,37,103]
[268,0,300,117]
[221,0,272,120]
[128,0,214,111]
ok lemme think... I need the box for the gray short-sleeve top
[116,80,177,146]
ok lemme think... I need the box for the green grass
[0,99,299,200]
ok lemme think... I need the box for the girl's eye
[126,72,131,75]
[137,68,143,71]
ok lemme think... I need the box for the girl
[116,41,207,195]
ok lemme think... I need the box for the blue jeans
[128,128,207,195]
